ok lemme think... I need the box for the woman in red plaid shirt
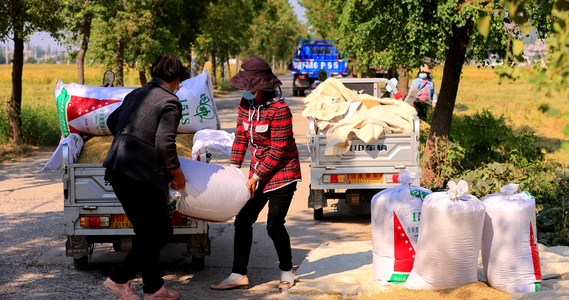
[211,57,301,290]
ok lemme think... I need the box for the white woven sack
[405,180,486,290]
[54,79,134,136]
[371,171,431,285]
[54,69,218,137]
[173,157,250,222]
[481,183,542,294]
[42,134,84,170]
[176,69,219,133]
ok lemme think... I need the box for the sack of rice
[53,69,219,137]
[371,171,431,285]
[405,180,486,290]
[175,69,220,133]
[54,79,133,136]
[481,183,542,294]
[170,157,250,222]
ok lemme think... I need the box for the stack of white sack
[371,171,432,285]
[169,157,250,222]
[53,69,218,137]
[405,180,486,290]
[481,183,542,294]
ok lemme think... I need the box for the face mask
[418,73,428,79]
[242,91,256,100]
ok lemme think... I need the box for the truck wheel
[191,256,205,271]
[74,256,89,270]
[314,208,324,221]
[299,90,305,97]
[293,89,299,97]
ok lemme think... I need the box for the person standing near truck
[102,53,186,300]
[211,57,302,290]
[410,65,438,120]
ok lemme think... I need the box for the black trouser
[232,182,297,275]
[414,100,430,120]
[107,171,173,294]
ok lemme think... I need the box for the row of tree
[0,0,308,145]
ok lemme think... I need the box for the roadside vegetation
[419,66,569,246]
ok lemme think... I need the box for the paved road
[0,74,371,300]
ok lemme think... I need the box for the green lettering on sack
[193,94,214,121]
[389,273,409,284]
[411,212,421,222]
[56,87,71,136]
[410,189,429,201]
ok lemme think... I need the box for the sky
[1,0,307,52]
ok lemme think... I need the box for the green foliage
[216,80,237,92]
[423,110,569,246]
[298,0,340,39]
[450,110,544,168]
[0,101,60,146]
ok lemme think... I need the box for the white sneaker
[210,273,249,290]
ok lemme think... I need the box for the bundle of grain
[405,180,486,290]
[371,171,431,285]
[481,183,542,294]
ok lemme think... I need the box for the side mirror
[102,70,115,87]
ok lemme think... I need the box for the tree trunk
[220,57,225,82]
[421,22,472,188]
[115,36,124,87]
[9,34,24,144]
[211,52,217,88]
[138,68,147,86]
[198,47,207,75]
[397,66,409,97]
[226,56,232,79]
[235,55,240,71]
[76,3,91,85]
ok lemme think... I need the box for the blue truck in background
[291,39,348,96]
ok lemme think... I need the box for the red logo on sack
[393,212,416,273]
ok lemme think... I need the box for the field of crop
[430,65,568,165]
[0,64,567,165]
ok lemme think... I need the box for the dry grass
[428,65,569,165]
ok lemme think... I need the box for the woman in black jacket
[102,54,186,300]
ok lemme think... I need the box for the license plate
[111,214,133,228]
[347,173,383,184]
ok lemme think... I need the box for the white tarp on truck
[302,78,416,155]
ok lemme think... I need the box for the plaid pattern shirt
[230,96,301,192]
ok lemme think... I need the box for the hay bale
[76,134,195,164]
